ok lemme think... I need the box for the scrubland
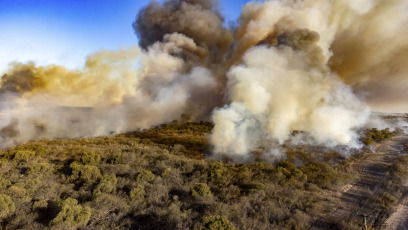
[0,122,406,229]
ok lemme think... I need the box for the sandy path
[380,136,408,230]
[310,135,408,229]
[384,136,408,230]
[385,198,408,230]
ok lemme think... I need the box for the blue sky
[0,0,254,73]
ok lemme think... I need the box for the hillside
[0,122,407,229]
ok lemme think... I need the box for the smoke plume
[1,0,407,160]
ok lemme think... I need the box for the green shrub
[377,192,397,210]
[362,137,374,145]
[161,167,172,177]
[80,151,101,165]
[190,183,212,198]
[235,166,252,183]
[361,128,396,145]
[32,200,48,211]
[70,162,101,184]
[287,210,311,230]
[130,185,146,201]
[8,183,27,198]
[277,160,307,183]
[50,198,91,228]
[0,194,15,219]
[255,183,266,190]
[136,169,155,182]
[208,162,227,182]
[32,145,48,156]
[90,194,130,221]
[108,154,122,164]
[301,162,338,188]
[93,174,118,196]
[29,163,54,174]
[12,150,35,162]
[25,177,41,195]
[0,176,11,189]
[218,185,241,201]
[201,215,235,230]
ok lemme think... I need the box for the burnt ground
[310,135,408,230]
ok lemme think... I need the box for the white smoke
[1,0,407,161]
[211,45,370,157]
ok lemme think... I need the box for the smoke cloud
[134,0,232,65]
[0,0,407,160]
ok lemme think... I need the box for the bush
[32,145,48,156]
[70,162,101,184]
[93,174,118,196]
[29,163,54,174]
[50,197,91,228]
[12,150,35,162]
[130,185,146,201]
[0,176,11,189]
[201,215,235,230]
[32,200,48,211]
[136,170,155,182]
[377,192,397,210]
[287,210,312,229]
[301,162,339,188]
[361,128,395,145]
[8,183,27,198]
[108,154,122,164]
[208,162,227,182]
[90,194,130,223]
[0,194,15,219]
[277,160,307,184]
[362,137,374,145]
[80,151,101,165]
[25,177,41,195]
[161,167,172,177]
[190,183,212,198]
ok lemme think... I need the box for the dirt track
[384,136,408,230]
[385,195,408,230]
[310,135,408,229]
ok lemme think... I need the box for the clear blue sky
[0,0,254,73]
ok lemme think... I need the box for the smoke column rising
[0,0,407,160]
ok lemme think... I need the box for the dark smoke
[133,0,233,63]
[0,63,44,96]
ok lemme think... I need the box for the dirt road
[311,135,408,229]
[384,136,408,230]
[385,196,408,230]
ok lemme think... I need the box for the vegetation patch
[0,122,394,229]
